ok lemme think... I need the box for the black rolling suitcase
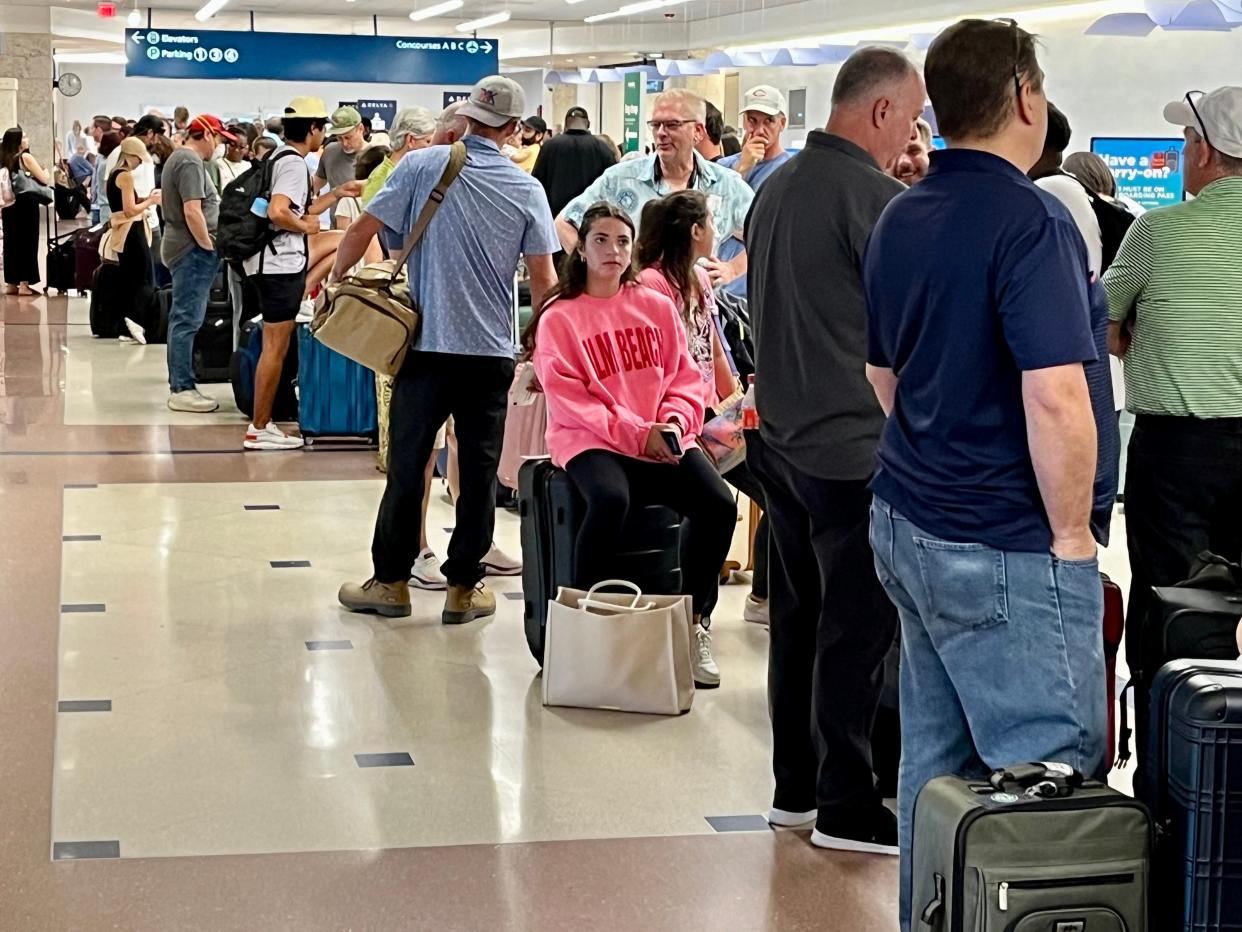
[88,262,121,337]
[1119,575,1242,775]
[517,458,682,665]
[1144,660,1242,931]
[47,229,78,295]
[912,765,1151,932]
[193,281,234,382]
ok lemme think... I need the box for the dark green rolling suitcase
[913,765,1151,931]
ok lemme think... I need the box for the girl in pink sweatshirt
[525,202,737,688]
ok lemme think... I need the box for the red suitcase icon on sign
[1151,151,1167,170]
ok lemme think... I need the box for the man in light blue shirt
[717,85,797,297]
[556,88,753,288]
[332,75,559,627]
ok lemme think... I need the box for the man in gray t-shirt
[313,105,365,219]
[161,114,235,414]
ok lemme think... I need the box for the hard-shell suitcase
[1144,660,1242,931]
[517,458,682,665]
[230,319,298,421]
[75,224,104,292]
[297,324,377,439]
[149,286,170,345]
[912,765,1151,932]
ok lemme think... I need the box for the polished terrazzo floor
[2,287,1138,929]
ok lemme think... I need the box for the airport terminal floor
[0,280,1139,929]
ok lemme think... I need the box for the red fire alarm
[96,2,118,17]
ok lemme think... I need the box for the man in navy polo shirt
[862,20,1105,931]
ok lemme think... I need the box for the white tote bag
[543,580,695,716]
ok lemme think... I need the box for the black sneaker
[811,806,899,856]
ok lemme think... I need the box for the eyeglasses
[647,120,691,132]
[1185,90,1212,148]
[995,17,1023,101]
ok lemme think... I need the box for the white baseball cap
[1163,86,1242,158]
[741,85,787,117]
[459,75,526,128]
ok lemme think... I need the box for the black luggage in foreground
[913,764,1151,932]
[517,458,682,665]
[1144,659,1242,931]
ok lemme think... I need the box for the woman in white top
[210,127,251,194]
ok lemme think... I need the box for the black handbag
[11,168,53,206]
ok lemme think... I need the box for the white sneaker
[117,334,137,344]
[124,317,147,345]
[692,622,720,688]
[482,543,522,576]
[743,594,770,626]
[168,389,220,413]
[244,422,305,451]
[410,548,448,591]
[767,808,817,828]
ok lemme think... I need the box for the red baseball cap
[187,114,240,143]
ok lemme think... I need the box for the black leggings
[565,447,737,618]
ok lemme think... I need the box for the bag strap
[389,141,467,274]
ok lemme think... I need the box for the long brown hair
[635,190,710,327]
[521,201,638,357]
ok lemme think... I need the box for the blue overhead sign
[1090,137,1185,210]
[125,29,498,85]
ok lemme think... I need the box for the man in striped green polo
[1103,85,1242,708]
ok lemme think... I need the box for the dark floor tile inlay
[53,841,120,860]
[270,560,312,568]
[705,815,773,833]
[61,603,106,614]
[306,640,353,651]
[62,535,102,542]
[58,700,112,712]
[244,504,281,511]
[503,591,524,601]
[64,483,98,490]
[355,752,415,768]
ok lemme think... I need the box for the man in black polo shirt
[745,45,926,856]
[531,106,617,219]
[863,21,1104,931]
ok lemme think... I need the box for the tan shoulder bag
[311,141,467,377]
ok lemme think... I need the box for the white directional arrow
[480,41,493,53]
[132,33,144,43]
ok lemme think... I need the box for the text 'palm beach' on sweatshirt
[532,282,707,468]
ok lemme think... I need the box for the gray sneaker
[168,389,220,413]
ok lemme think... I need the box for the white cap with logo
[459,75,527,128]
[1163,86,1242,158]
[742,85,787,117]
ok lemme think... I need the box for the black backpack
[1059,170,1136,272]
[216,149,304,265]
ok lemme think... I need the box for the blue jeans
[167,246,219,394]
[868,497,1106,932]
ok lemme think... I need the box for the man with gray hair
[745,45,925,856]
[432,100,469,146]
[556,88,754,286]
[361,106,436,206]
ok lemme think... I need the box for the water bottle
[249,195,270,218]
[741,374,759,430]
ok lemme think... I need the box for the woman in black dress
[1,126,52,296]
[105,136,161,343]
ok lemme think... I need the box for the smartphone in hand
[660,429,683,457]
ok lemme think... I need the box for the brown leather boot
[338,578,411,618]
[442,582,496,625]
